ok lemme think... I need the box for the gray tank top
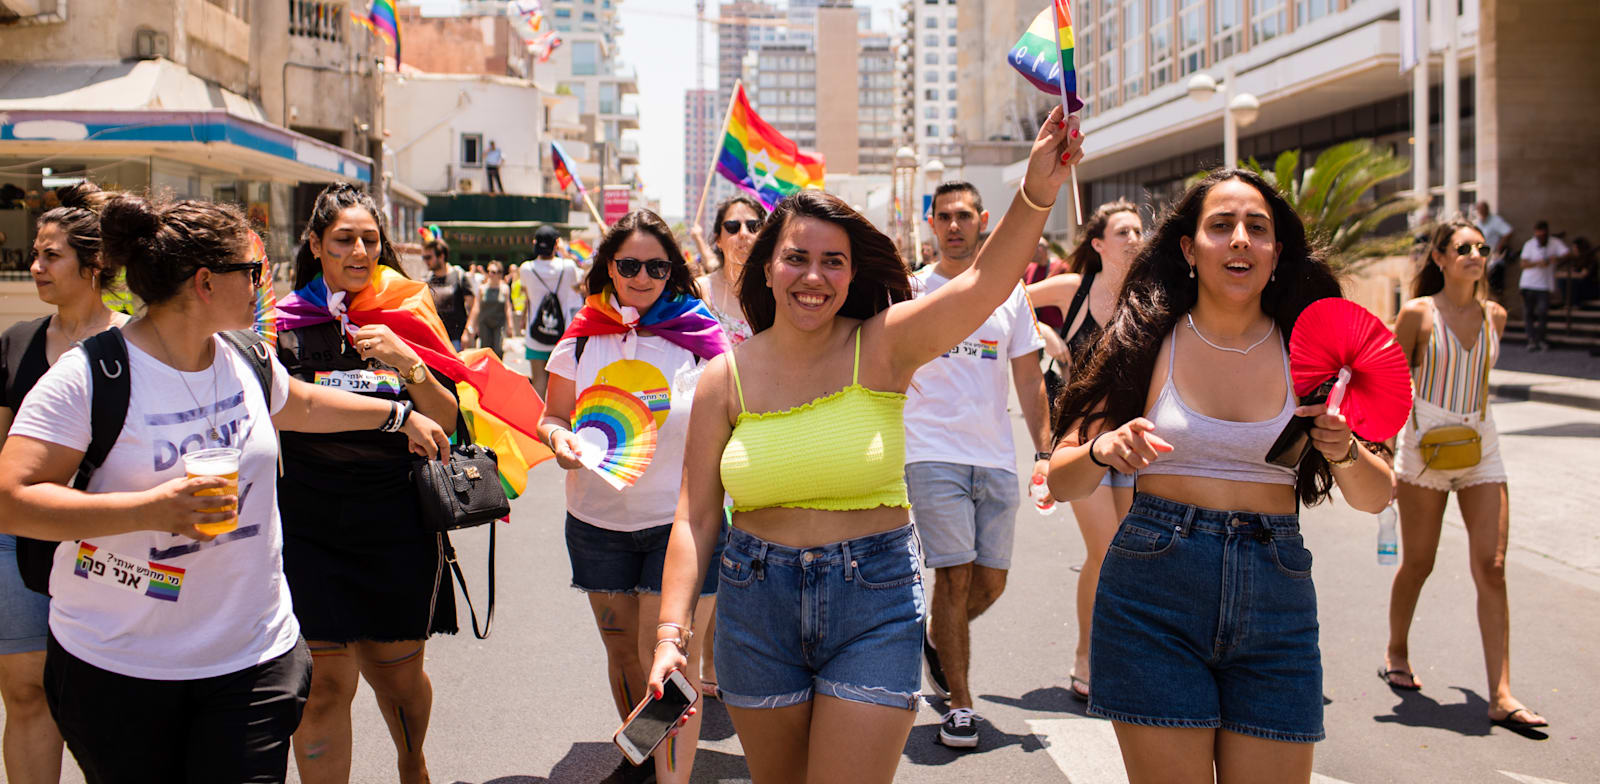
[1136,327,1299,486]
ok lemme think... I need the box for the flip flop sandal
[1490,708,1548,730]
[1069,674,1090,702]
[701,680,721,700]
[1378,666,1422,691]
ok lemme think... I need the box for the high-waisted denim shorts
[1088,493,1324,743]
[714,524,926,711]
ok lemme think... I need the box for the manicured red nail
[1060,153,1071,163]
[1057,120,1065,129]
[1071,129,1081,138]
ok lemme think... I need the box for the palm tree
[1190,140,1421,273]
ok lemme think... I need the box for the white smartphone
[612,669,699,766]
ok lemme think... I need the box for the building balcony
[422,192,571,223]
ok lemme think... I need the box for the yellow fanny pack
[1414,307,1491,474]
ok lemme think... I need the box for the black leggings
[45,635,311,783]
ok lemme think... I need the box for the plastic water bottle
[1030,475,1056,516]
[1376,504,1399,565]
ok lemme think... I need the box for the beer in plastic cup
[184,447,240,536]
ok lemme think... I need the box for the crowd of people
[0,103,1550,784]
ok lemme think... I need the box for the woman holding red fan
[1384,218,1547,730]
[1047,169,1393,782]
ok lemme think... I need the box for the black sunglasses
[1454,242,1491,258]
[211,261,264,287]
[615,257,672,280]
[722,219,762,236]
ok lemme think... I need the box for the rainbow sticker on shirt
[73,542,187,602]
[979,340,999,359]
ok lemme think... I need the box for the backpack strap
[574,335,589,365]
[218,329,274,409]
[75,329,131,491]
[1060,266,1098,341]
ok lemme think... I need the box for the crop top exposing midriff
[1136,328,1300,486]
[720,329,911,513]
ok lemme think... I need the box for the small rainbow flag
[551,140,585,195]
[1010,1,1082,112]
[352,0,402,66]
[980,339,1000,359]
[569,239,593,263]
[716,83,825,210]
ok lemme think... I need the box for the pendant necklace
[153,325,223,441]
[1186,313,1276,356]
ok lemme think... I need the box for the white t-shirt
[546,328,703,531]
[520,258,585,349]
[1519,236,1570,292]
[904,269,1044,471]
[1479,213,1513,253]
[9,336,298,680]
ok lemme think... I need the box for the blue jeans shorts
[1088,493,1324,743]
[564,514,723,596]
[714,524,926,711]
[0,535,50,655]
[1100,469,1136,488]
[905,461,1020,570]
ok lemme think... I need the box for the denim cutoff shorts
[564,514,723,596]
[0,535,50,655]
[1088,493,1324,743]
[905,462,1020,570]
[714,524,926,711]
[1100,469,1136,488]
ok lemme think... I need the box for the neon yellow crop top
[720,330,910,513]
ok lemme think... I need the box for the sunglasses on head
[722,219,762,236]
[1454,242,1491,258]
[615,257,672,280]
[211,261,264,287]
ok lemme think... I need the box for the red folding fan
[1289,298,1413,442]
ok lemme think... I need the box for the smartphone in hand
[1265,377,1336,468]
[613,669,699,767]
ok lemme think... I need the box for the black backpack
[526,266,567,344]
[15,328,273,596]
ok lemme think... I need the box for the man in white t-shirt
[904,182,1051,750]
[1518,220,1573,352]
[519,225,584,395]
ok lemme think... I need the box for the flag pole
[692,80,742,236]
[1050,0,1084,226]
[577,183,607,232]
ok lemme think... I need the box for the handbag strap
[1475,300,1492,422]
[1045,266,1098,379]
[438,527,496,639]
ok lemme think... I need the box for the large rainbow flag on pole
[715,83,825,210]
[1010,1,1081,112]
[352,0,402,67]
[551,140,585,195]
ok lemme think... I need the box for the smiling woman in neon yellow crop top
[643,107,1085,784]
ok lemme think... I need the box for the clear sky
[618,0,900,221]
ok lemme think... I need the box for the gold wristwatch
[403,361,428,385]
[1328,440,1359,468]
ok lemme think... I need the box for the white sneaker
[937,707,980,749]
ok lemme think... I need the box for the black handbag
[413,443,508,639]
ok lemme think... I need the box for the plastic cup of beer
[184,447,240,536]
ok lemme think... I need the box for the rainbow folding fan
[571,384,659,490]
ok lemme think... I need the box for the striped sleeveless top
[1415,297,1497,414]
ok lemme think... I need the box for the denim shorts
[905,461,1020,569]
[1100,469,1136,488]
[0,535,50,655]
[564,514,723,596]
[1088,493,1324,743]
[714,524,926,711]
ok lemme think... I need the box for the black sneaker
[923,633,950,699]
[937,707,980,748]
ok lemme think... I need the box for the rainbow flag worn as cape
[1010,1,1082,112]
[717,83,825,210]
[276,266,552,497]
[352,0,402,66]
[560,289,730,362]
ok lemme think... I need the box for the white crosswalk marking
[1498,772,1573,784]
[1028,717,1361,784]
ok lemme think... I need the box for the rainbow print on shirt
[637,387,671,416]
[979,340,999,359]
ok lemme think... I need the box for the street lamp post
[893,146,919,265]
[917,158,944,267]
[1186,65,1260,168]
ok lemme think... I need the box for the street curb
[1490,381,1600,412]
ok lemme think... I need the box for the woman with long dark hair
[276,183,462,784]
[0,182,124,784]
[1025,199,1141,700]
[645,107,1081,783]
[538,209,729,783]
[1047,169,1394,782]
[1383,219,1545,729]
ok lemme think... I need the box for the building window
[1123,0,1143,100]
[1214,0,1244,61]
[947,70,957,82]
[925,52,939,65]
[946,87,957,100]
[925,34,939,47]
[927,124,940,137]
[555,7,570,17]
[1150,0,1173,89]
[461,133,484,168]
[945,52,956,64]
[926,71,938,83]
[572,41,599,75]
[1098,53,1119,109]
[1296,0,1332,25]
[925,15,938,27]
[947,123,957,138]
[947,14,958,27]
[947,34,957,46]
[947,106,957,119]
[289,1,344,41]
[924,88,938,100]
[1178,0,1206,76]
[1251,0,1286,46]
[600,83,619,114]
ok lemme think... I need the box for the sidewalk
[1490,344,1600,411]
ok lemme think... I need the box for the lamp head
[1186,73,1218,102]
[1229,93,1261,127]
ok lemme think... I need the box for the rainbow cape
[352,0,402,66]
[276,266,552,496]
[1010,1,1082,112]
[560,289,730,361]
[716,83,825,210]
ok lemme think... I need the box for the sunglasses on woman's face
[722,219,762,236]
[1454,242,1491,258]
[615,257,672,280]
[212,261,264,287]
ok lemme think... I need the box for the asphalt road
[26,393,1599,783]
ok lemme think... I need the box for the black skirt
[278,457,457,643]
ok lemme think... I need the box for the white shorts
[1395,398,1508,493]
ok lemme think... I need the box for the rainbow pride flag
[551,140,585,194]
[716,83,825,209]
[1010,1,1082,112]
[569,239,593,263]
[352,0,402,66]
